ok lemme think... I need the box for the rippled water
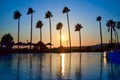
[0,52,120,80]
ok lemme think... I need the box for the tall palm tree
[27,7,35,50]
[56,22,63,47]
[36,20,43,42]
[62,6,71,51]
[106,20,116,44]
[75,23,83,51]
[96,16,103,51]
[13,10,21,49]
[45,11,53,49]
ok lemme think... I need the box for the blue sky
[0,0,120,47]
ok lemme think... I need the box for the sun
[61,35,65,40]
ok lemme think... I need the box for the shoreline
[0,48,105,54]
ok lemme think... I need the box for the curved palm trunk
[66,13,71,51]
[30,13,33,50]
[60,30,62,47]
[99,21,103,51]
[40,28,42,42]
[49,17,52,49]
[18,18,20,50]
[79,30,81,51]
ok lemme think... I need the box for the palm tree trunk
[30,13,33,50]
[99,21,103,51]
[66,13,71,51]
[40,28,42,42]
[79,30,81,51]
[111,26,113,44]
[60,30,62,47]
[18,18,20,50]
[49,18,52,49]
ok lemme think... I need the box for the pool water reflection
[0,52,120,80]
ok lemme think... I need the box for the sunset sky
[0,0,120,47]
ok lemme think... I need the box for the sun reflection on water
[103,52,107,65]
[61,54,65,77]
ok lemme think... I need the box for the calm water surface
[0,52,120,80]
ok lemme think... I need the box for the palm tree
[62,6,71,51]
[117,22,120,42]
[75,23,83,51]
[96,16,103,51]
[27,7,35,50]
[56,22,63,47]
[106,20,116,44]
[45,11,53,49]
[36,20,43,42]
[13,10,21,49]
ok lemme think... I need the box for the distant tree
[96,16,103,51]
[13,10,21,49]
[62,6,71,51]
[27,7,35,49]
[36,20,43,42]
[56,22,63,47]
[75,23,83,51]
[45,11,53,49]
[1,33,14,49]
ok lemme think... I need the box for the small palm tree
[27,8,35,49]
[75,23,83,51]
[45,11,53,49]
[106,20,116,44]
[96,16,103,51]
[62,6,71,51]
[13,10,21,49]
[56,22,63,47]
[36,20,43,42]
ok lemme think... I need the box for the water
[0,52,120,80]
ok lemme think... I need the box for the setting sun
[61,35,65,40]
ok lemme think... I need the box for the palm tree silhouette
[62,6,71,51]
[36,20,43,42]
[106,20,116,44]
[27,8,35,50]
[56,22,63,47]
[96,16,103,51]
[45,11,53,49]
[75,23,83,51]
[13,10,21,49]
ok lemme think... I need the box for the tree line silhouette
[12,6,79,51]
[0,6,120,53]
